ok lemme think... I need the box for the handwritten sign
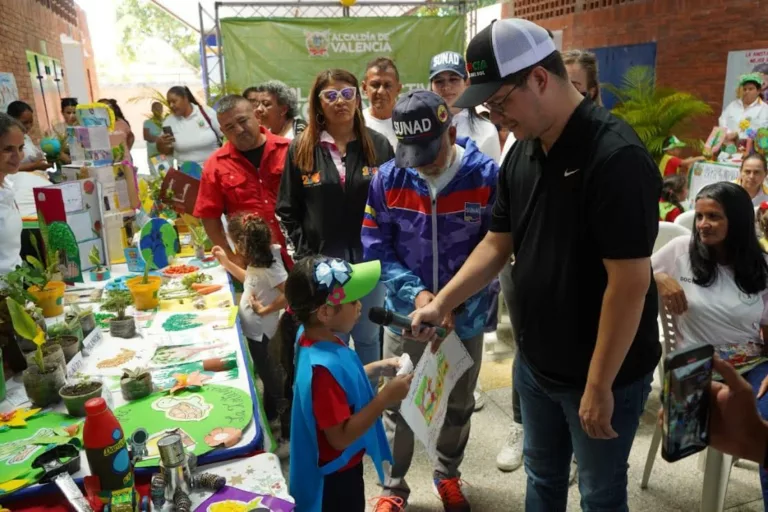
[82,329,103,356]
[66,352,85,379]
[687,161,741,209]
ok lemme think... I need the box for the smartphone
[162,126,174,137]
[661,342,714,462]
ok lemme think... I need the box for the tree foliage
[116,0,200,71]
[604,66,712,161]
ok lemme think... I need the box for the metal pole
[198,2,211,104]
[215,2,225,96]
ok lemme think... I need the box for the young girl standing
[212,213,290,449]
[280,256,413,512]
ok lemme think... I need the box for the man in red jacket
[194,94,291,267]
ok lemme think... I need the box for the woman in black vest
[276,68,394,369]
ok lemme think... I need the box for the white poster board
[399,332,473,463]
[0,73,19,113]
[687,161,740,208]
[723,48,768,109]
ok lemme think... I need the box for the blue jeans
[743,361,768,509]
[514,355,652,512]
[337,282,385,371]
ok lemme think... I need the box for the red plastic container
[83,397,134,492]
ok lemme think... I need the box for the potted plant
[189,225,209,260]
[126,265,162,311]
[54,312,85,343]
[25,244,65,318]
[47,321,80,362]
[100,289,136,338]
[59,377,103,417]
[120,367,153,401]
[7,298,65,407]
[71,304,96,337]
[88,246,111,281]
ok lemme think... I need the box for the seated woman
[6,101,50,174]
[652,181,768,507]
[659,174,687,222]
[735,152,768,206]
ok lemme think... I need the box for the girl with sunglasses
[276,69,394,370]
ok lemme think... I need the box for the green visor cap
[664,135,687,151]
[740,73,764,88]
[313,258,382,306]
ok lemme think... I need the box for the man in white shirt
[719,73,768,140]
[362,57,402,149]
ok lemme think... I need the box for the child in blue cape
[280,256,413,512]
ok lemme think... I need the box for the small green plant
[50,313,81,338]
[88,246,103,272]
[70,304,94,319]
[6,298,47,371]
[101,290,134,320]
[25,233,60,292]
[189,225,209,249]
[122,367,149,380]
[0,266,38,305]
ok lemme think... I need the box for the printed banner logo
[305,30,330,57]
[304,30,393,57]
[467,60,488,77]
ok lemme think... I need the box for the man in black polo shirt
[411,18,661,511]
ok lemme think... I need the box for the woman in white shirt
[720,73,768,140]
[157,86,222,167]
[429,51,501,162]
[0,113,25,276]
[652,181,768,507]
[6,101,49,173]
[735,153,768,206]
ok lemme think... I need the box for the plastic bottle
[83,397,134,493]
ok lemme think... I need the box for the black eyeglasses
[482,85,518,113]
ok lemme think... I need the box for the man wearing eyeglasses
[411,19,662,511]
[194,94,291,268]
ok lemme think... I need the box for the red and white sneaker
[370,495,405,512]
[432,477,471,511]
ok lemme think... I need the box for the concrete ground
[359,353,765,511]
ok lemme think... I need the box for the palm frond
[607,66,712,160]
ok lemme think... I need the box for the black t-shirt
[242,145,265,171]
[491,99,662,388]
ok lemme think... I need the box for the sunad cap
[392,90,452,168]
[429,51,468,81]
[454,18,557,108]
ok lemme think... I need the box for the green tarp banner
[220,16,466,115]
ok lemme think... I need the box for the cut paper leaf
[204,427,242,448]
[139,218,180,270]
[0,408,41,428]
[170,370,208,394]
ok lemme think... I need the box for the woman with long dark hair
[157,86,222,167]
[276,68,393,369]
[652,181,768,507]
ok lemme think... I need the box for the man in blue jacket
[362,90,498,512]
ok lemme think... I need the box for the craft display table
[0,259,267,504]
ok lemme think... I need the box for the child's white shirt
[239,245,288,341]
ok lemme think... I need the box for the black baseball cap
[454,18,557,108]
[429,51,468,81]
[392,91,452,168]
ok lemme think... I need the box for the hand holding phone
[662,343,714,462]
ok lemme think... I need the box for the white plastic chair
[674,210,696,231]
[653,222,690,255]
[640,296,734,512]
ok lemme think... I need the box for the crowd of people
[3,15,768,512]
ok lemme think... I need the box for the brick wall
[502,0,768,139]
[0,0,99,131]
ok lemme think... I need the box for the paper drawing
[414,351,449,425]
[144,428,196,459]
[150,343,233,367]
[399,332,473,464]
[152,395,213,421]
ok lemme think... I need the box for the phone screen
[162,126,174,136]
[662,349,713,462]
